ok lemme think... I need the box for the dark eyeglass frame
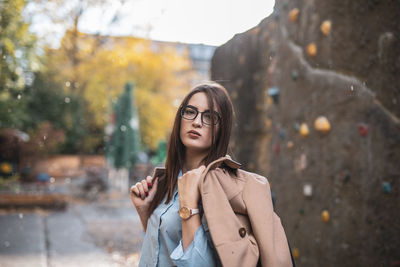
[180,105,221,125]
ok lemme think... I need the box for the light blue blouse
[138,172,221,267]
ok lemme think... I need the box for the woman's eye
[185,109,195,115]
[203,113,211,120]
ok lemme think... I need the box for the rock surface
[211,1,400,266]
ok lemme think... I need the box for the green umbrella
[106,83,141,169]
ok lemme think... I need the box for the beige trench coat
[198,155,292,267]
[152,155,292,267]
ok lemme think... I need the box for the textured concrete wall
[211,1,400,266]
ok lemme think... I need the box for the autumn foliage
[45,30,194,151]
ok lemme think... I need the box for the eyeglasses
[180,105,221,125]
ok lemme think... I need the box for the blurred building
[150,40,216,85]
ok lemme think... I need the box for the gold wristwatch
[178,206,199,220]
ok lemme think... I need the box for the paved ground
[0,180,144,267]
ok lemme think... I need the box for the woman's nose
[192,114,202,126]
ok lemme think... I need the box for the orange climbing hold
[289,8,300,22]
[300,123,309,137]
[321,210,330,223]
[307,43,317,56]
[292,248,300,259]
[314,116,331,133]
[320,20,332,35]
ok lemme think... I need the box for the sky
[28,0,275,47]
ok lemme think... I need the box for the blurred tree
[22,70,88,153]
[48,32,192,151]
[22,121,66,158]
[25,0,117,154]
[150,140,167,166]
[106,83,141,169]
[0,0,38,128]
[22,0,193,153]
[23,71,68,130]
[81,37,192,150]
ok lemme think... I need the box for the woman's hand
[130,175,159,213]
[178,165,205,251]
[130,175,159,232]
[178,165,206,208]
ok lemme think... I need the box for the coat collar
[203,155,241,172]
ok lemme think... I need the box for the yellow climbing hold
[292,248,300,259]
[289,8,300,22]
[307,43,317,56]
[320,20,332,35]
[299,123,309,137]
[0,162,12,173]
[314,116,331,133]
[321,210,330,223]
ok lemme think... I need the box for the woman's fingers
[145,176,153,190]
[141,180,149,196]
[136,182,145,199]
[130,175,158,201]
[130,184,139,196]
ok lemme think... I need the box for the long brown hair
[148,82,234,215]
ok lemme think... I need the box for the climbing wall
[211,0,400,266]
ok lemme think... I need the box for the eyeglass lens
[181,106,219,125]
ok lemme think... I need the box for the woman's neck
[182,150,207,173]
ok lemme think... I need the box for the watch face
[179,207,190,220]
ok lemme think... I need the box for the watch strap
[190,208,199,215]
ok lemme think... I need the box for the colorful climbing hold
[303,183,313,197]
[314,116,331,134]
[321,210,330,223]
[289,8,300,23]
[320,20,332,35]
[357,123,369,137]
[300,123,309,137]
[382,182,391,194]
[307,43,317,56]
[268,87,280,104]
[292,248,300,259]
[294,122,300,131]
[0,162,12,174]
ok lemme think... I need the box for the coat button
[239,227,246,238]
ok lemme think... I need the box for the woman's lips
[188,130,201,137]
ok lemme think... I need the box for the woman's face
[180,92,219,154]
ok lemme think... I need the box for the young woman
[130,82,293,267]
